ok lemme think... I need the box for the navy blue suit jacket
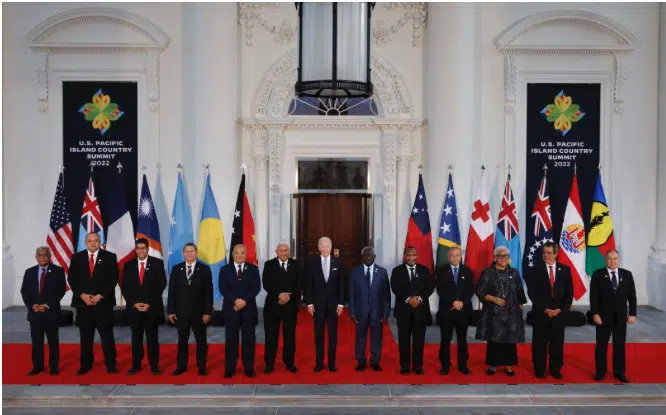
[219,262,261,324]
[20,264,66,322]
[348,264,391,322]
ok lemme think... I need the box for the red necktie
[39,268,46,296]
[89,253,95,278]
[549,265,555,296]
[238,265,243,280]
[139,261,145,285]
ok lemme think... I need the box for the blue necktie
[453,267,459,285]
[611,271,618,291]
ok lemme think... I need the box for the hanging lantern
[295,2,375,98]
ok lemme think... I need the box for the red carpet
[4,309,666,384]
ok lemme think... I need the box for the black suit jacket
[526,262,574,322]
[68,249,118,310]
[120,256,167,323]
[167,261,213,318]
[20,264,66,322]
[219,262,261,324]
[305,255,346,309]
[391,263,434,324]
[262,257,302,316]
[590,267,637,324]
[435,264,474,320]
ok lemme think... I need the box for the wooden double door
[294,193,371,271]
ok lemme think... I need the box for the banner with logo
[63,81,138,245]
[525,83,600,243]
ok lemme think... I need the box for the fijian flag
[137,174,163,258]
[77,175,105,252]
[229,173,257,265]
[522,171,554,272]
[494,174,522,276]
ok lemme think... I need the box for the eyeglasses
[495,255,510,260]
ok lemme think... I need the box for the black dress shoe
[400,367,410,375]
[458,367,471,375]
[314,366,323,372]
[49,368,60,375]
[535,372,546,379]
[224,371,234,378]
[370,363,382,372]
[614,373,630,383]
[107,366,118,374]
[328,366,338,372]
[550,371,563,380]
[486,367,496,376]
[594,373,605,381]
[27,368,43,376]
[245,370,256,378]
[355,363,365,372]
[198,369,207,376]
[264,366,274,375]
[172,368,187,376]
[76,368,91,376]
[127,368,139,375]
[151,367,161,375]
[414,368,424,375]
[504,368,516,377]
[286,366,298,373]
[439,367,450,375]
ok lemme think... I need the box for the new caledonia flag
[229,172,257,265]
[197,172,227,302]
[404,172,434,274]
[586,171,615,275]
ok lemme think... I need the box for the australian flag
[522,172,554,272]
[495,174,522,276]
[404,173,434,274]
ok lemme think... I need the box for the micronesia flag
[168,171,194,274]
[77,175,105,252]
[197,173,227,302]
[136,173,163,258]
[495,173,522,276]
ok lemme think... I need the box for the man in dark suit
[526,242,573,379]
[435,247,474,375]
[219,244,261,378]
[391,246,434,375]
[68,232,118,375]
[120,238,167,375]
[590,249,637,383]
[20,246,67,375]
[349,246,390,372]
[305,236,346,372]
[167,242,213,376]
[262,242,301,374]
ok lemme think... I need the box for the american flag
[46,172,74,275]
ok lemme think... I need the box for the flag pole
[177,163,183,174]
[507,164,512,181]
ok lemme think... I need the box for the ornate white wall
[1,3,662,308]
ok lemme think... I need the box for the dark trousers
[225,310,256,373]
[355,314,383,365]
[77,308,117,370]
[595,319,627,376]
[313,305,338,368]
[532,317,565,375]
[264,309,297,369]
[130,310,160,370]
[30,314,60,371]
[176,315,208,371]
[439,311,469,369]
[397,313,426,371]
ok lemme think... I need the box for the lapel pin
[180,267,184,271]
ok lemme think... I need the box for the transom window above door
[288,96,378,116]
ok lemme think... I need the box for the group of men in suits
[22,232,637,382]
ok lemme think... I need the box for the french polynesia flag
[404,173,434,274]
[465,168,495,283]
[105,170,136,282]
[229,173,257,265]
[558,173,588,301]
[136,174,163,258]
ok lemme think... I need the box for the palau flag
[495,173,522,276]
[197,173,227,302]
[137,174,163,259]
[585,172,615,275]
[168,171,194,274]
[435,173,461,269]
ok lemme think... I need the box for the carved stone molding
[374,3,428,47]
[267,127,286,213]
[613,54,627,105]
[381,129,398,214]
[397,154,413,172]
[252,48,413,119]
[504,56,517,104]
[238,3,296,47]
[253,154,270,171]
[27,7,170,112]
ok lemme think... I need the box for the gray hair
[35,246,51,256]
[183,242,198,252]
[448,246,462,255]
[494,245,510,256]
[361,246,375,255]
[318,236,332,247]
[605,249,620,257]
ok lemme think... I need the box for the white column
[396,154,412,259]
[381,127,398,268]
[253,153,270,261]
[267,127,286,251]
[183,3,239,244]
[648,4,666,309]
[424,3,477,257]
